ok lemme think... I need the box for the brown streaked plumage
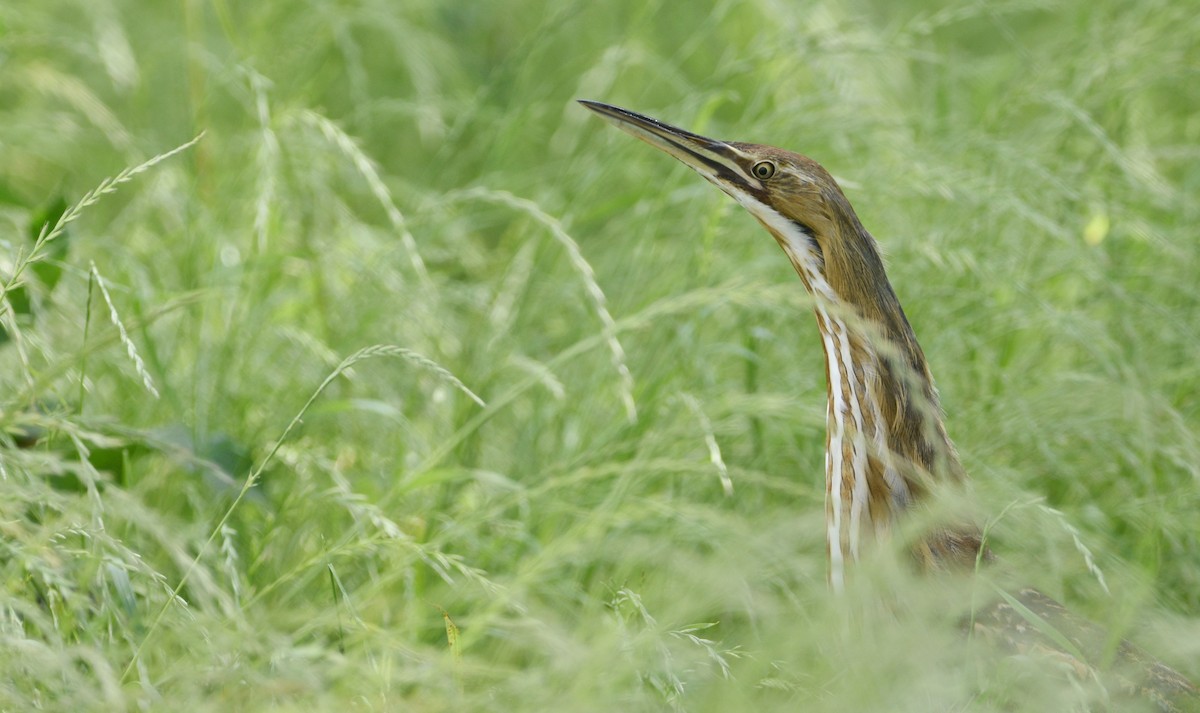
[581,100,1197,710]
[579,99,977,587]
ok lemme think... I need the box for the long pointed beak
[578,100,759,194]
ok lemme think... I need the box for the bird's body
[581,100,1197,710]
[579,101,979,587]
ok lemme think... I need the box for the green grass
[2,0,1198,710]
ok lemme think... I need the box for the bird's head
[579,100,888,311]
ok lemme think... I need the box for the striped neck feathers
[741,185,967,585]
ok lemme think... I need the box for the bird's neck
[758,196,974,582]
[780,219,967,586]
[821,255,963,493]
[812,294,964,582]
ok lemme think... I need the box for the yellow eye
[752,161,776,179]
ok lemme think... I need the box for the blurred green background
[1,0,1198,710]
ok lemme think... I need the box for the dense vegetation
[1,1,1197,710]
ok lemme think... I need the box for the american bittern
[581,100,1197,710]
